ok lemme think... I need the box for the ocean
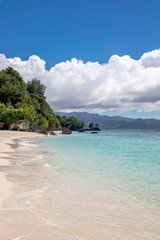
[37,130,160,209]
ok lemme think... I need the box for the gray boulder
[62,129,72,134]
[0,122,4,130]
[8,121,30,131]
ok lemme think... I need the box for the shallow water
[37,130,160,209]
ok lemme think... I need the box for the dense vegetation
[0,67,60,128]
[56,115,84,131]
[88,122,99,129]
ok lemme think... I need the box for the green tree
[89,122,94,129]
[0,68,60,128]
[78,121,84,129]
[0,103,7,122]
[27,79,46,98]
[57,115,84,131]
[27,79,60,127]
[0,67,28,108]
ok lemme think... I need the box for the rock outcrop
[0,122,4,130]
[0,121,72,135]
[62,129,72,134]
[7,121,30,131]
[78,128,84,132]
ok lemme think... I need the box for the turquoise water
[37,130,160,209]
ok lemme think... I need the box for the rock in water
[62,129,72,134]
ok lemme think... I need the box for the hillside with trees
[0,67,60,130]
[56,111,160,130]
[0,67,85,133]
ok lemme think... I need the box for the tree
[89,122,94,129]
[95,123,99,127]
[0,68,60,128]
[27,79,46,98]
[78,121,84,129]
[0,103,6,122]
[0,67,28,108]
[56,115,84,131]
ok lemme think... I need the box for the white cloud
[1,49,160,112]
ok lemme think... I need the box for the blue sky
[1,0,160,118]
[0,0,160,68]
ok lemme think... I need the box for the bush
[0,108,27,124]
[38,117,49,127]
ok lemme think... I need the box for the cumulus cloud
[1,49,160,112]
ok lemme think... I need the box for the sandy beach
[0,130,82,240]
[0,130,42,209]
[0,130,160,240]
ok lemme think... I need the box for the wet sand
[0,130,42,209]
[0,130,160,240]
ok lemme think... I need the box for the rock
[50,131,57,135]
[29,124,50,135]
[93,127,101,131]
[8,121,30,131]
[78,128,84,132]
[8,123,16,130]
[50,130,62,135]
[62,129,72,134]
[84,127,101,131]
[39,128,50,135]
[0,122,4,130]
[0,121,64,136]
[84,128,90,131]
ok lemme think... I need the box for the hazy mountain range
[55,112,160,130]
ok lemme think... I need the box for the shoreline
[0,130,160,240]
[0,130,66,240]
[0,130,43,209]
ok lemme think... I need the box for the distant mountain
[55,111,160,130]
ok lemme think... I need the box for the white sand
[0,130,42,209]
[0,130,160,240]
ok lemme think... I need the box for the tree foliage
[89,122,94,129]
[0,67,29,108]
[0,68,60,128]
[57,115,84,131]
[27,79,46,98]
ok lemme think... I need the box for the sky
[1,0,160,118]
